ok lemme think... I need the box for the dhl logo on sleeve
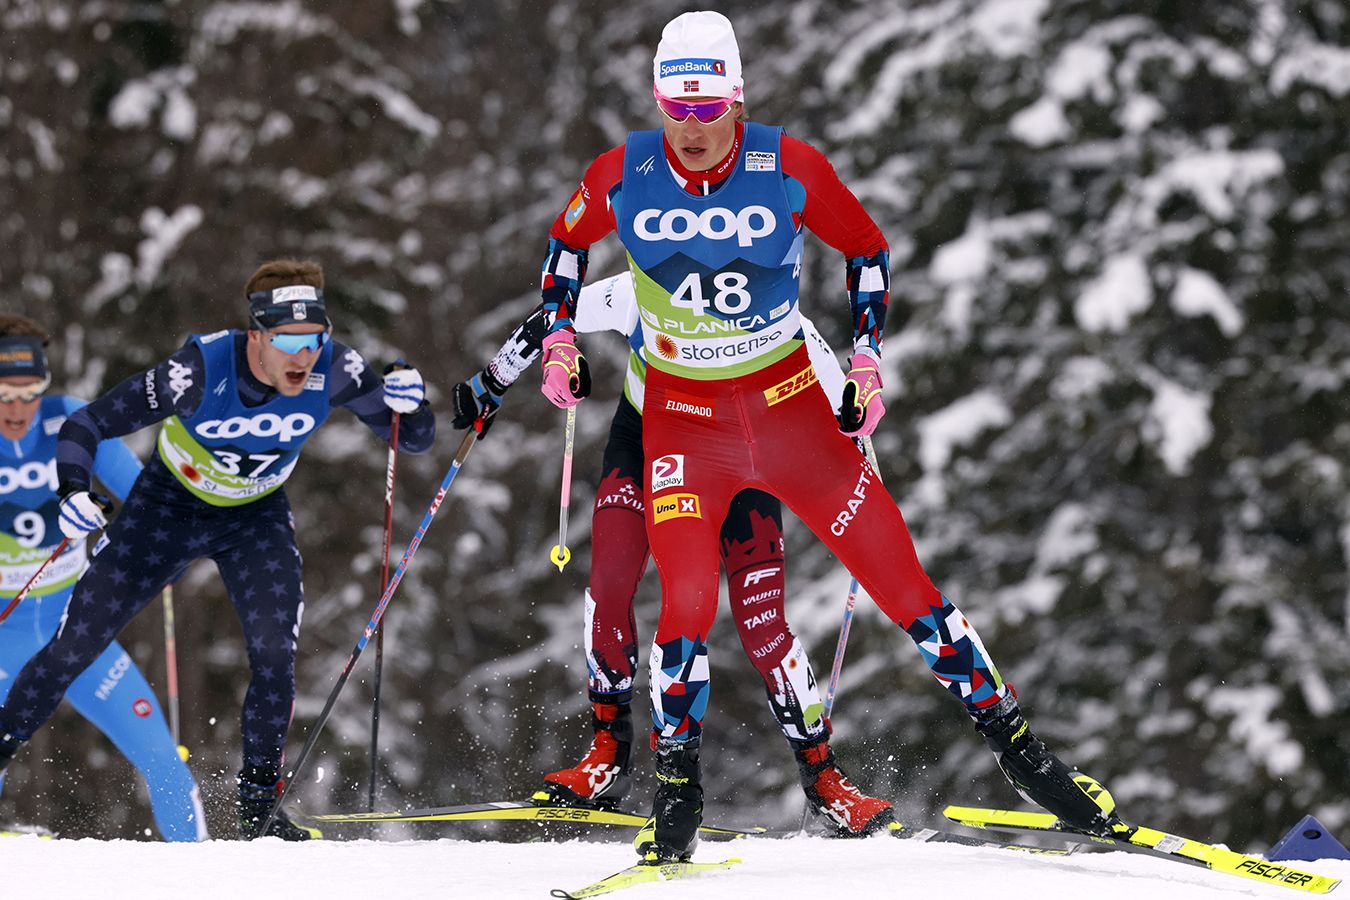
[652,492,702,523]
[763,365,818,407]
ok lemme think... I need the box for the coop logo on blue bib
[658,58,725,78]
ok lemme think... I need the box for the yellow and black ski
[551,857,741,899]
[944,805,1341,894]
[299,798,764,839]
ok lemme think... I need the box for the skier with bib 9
[453,271,895,837]
[0,314,205,840]
[534,12,1121,864]
[0,260,435,840]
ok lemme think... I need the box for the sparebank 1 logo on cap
[651,454,685,493]
[659,58,726,78]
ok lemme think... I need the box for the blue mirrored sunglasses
[266,330,330,355]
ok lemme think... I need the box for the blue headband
[0,336,48,379]
[247,285,331,329]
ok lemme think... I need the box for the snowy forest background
[1,0,1348,850]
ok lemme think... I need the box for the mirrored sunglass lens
[270,332,325,354]
[659,98,731,124]
[0,386,42,402]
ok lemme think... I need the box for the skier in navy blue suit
[0,259,436,839]
[0,314,205,840]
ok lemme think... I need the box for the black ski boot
[976,704,1120,836]
[537,700,634,807]
[237,768,321,841]
[634,736,703,863]
[0,732,22,776]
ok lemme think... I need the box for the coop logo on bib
[0,460,57,494]
[650,454,685,493]
[196,412,316,444]
[633,205,776,248]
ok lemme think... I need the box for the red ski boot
[537,701,634,807]
[795,740,895,836]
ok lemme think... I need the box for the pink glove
[838,351,885,436]
[540,331,591,409]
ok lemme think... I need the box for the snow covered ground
[8,828,1348,900]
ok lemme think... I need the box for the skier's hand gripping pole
[549,405,577,572]
[260,420,481,838]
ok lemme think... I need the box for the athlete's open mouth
[2,415,29,433]
[284,370,307,388]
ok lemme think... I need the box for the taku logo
[742,609,778,629]
[650,454,685,493]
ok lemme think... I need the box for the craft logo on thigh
[652,492,702,523]
[763,365,818,407]
[831,461,873,536]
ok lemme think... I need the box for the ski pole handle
[549,405,576,572]
[0,538,72,625]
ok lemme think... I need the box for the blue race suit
[0,331,435,784]
[0,395,205,840]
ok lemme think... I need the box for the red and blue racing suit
[543,122,1013,742]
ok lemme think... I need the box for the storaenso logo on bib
[634,206,776,248]
[197,412,316,444]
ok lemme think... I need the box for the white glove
[382,364,425,414]
[58,490,109,540]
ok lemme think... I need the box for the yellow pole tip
[177,745,190,762]
[549,545,572,571]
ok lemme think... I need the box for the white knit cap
[652,11,743,100]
